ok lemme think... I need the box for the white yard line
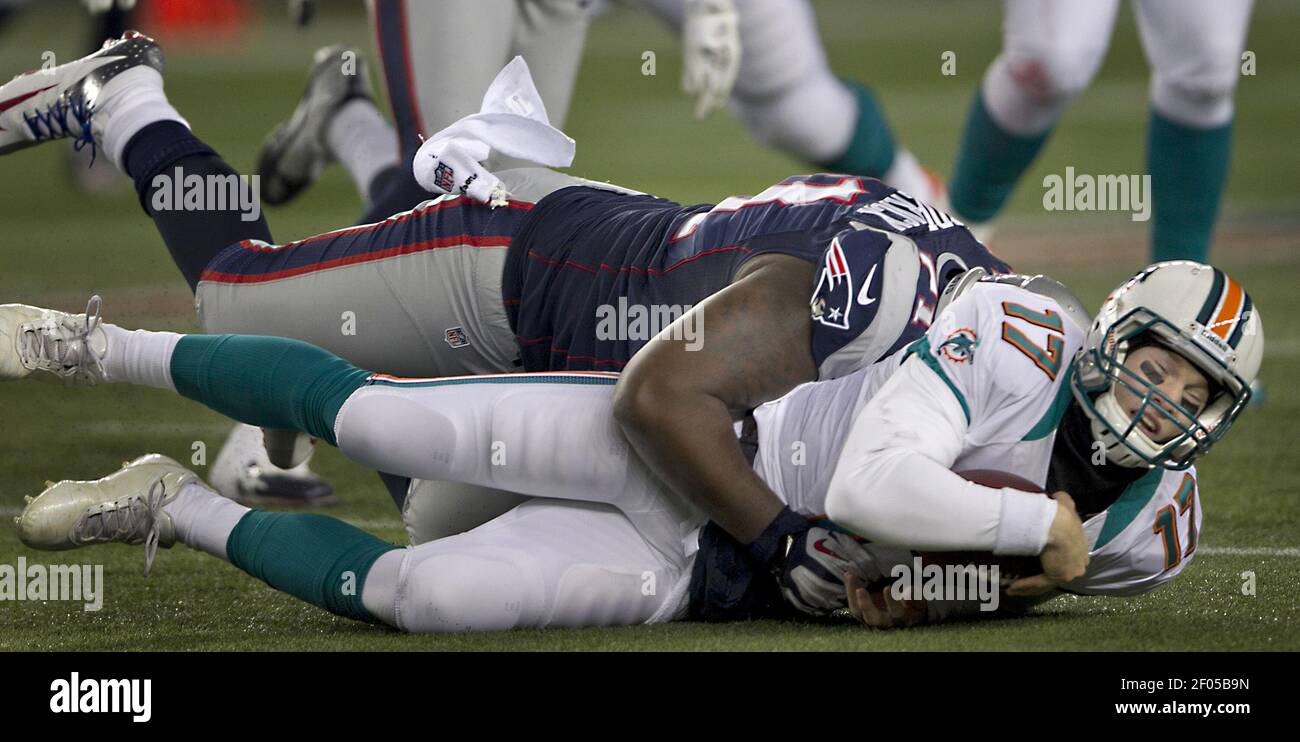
[1197,546,1300,558]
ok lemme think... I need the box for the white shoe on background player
[0,295,108,384]
[14,454,200,575]
[0,31,163,160]
[257,44,376,205]
[209,423,337,507]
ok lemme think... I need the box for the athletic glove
[747,507,877,617]
[681,0,740,120]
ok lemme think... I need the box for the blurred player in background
[263,0,944,224]
[947,0,1254,261]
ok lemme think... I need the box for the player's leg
[947,0,1120,230]
[354,0,519,225]
[256,45,398,214]
[0,33,341,502]
[507,0,590,134]
[402,479,529,544]
[0,33,269,290]
[368,498,695,631]
[17,463,694,631]
[1,309,690,528]
[195,193,525,377]
[637,0,938,201]
[1134,0,1253,263]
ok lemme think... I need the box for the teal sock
[226,511,400,623]
[1148,111,1232,263]
[949,91,1052,223]
[819,79,896,177]
[169,335,372,445]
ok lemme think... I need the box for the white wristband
[993,489,1059,556]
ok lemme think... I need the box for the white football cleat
[257,45,376,205]
[0,31,163,160]
[209,423,337,507]
[14,454,200,576]
[0,295,108,384]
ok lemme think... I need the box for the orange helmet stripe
[1210,275,1244,340]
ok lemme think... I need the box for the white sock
[882,148,941,204]
[95,66,190,171]
[163,481,250,561]
[326,99,399,201]
[101,324,183,390]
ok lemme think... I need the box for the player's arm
[823,347,1086,585]
[825,357,1044,551]
[613,253,816,543]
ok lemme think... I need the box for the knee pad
[336,390,459,479]
[396,551,544,632]
[1002,44,1106,104]
[1151,65,1238,129]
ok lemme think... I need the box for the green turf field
[0,0,1297,651]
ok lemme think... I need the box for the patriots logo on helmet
[811,236,854,330]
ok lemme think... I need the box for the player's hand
[775,525,873,616]
[681,0,740,120]
[1008,491,1088,597]
[843,572,926,629]
[81,0,136,13]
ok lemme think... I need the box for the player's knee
[336,391,456,478]
[1151,66,1239,128]
[1002,46,1104,104]
[397,552,542,633]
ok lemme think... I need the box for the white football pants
[334,372,705,631]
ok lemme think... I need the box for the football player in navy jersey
[0,34,1008,616]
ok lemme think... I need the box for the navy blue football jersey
[502,174,1010,374]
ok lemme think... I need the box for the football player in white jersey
[5,260,1262,631]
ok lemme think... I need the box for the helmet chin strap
[1090,389,1161,469]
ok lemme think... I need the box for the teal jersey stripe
[1022,367,1076,441]
[905,337,971,424]
[1093,468,1164,551]
[366,373,620,390]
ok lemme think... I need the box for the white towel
[412,56,576,207]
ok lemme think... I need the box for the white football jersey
[756,280,1082,510]
[753,281,1199,595]
[1067,466,1202,596]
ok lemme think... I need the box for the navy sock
[122,121,273,291]
[949,92,1052,223]
[358,163,432,225]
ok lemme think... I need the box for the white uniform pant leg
[402,479,529,544]
[1134,0,1253,128]
[374,498,696,632]
[508,0,592,131]
[982,0,1120,136]
[638,0,855,162]
[334,372,701,549]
